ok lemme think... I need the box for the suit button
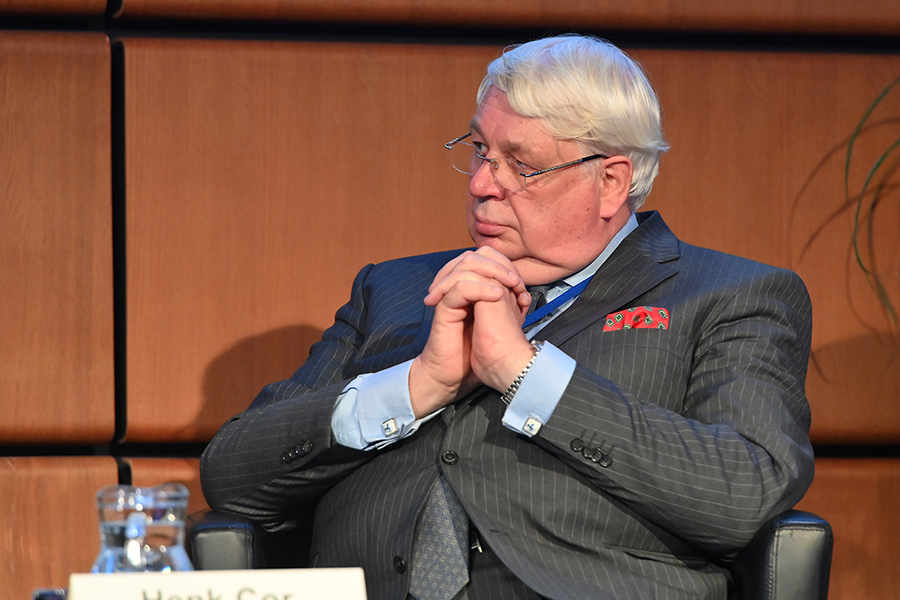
[441,451,459,465]
[590,450,612,468]
[281,441,313,464]
[393,556,407,573]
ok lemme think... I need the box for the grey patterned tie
[528,284,552,313]
[409,477,470,600]
[522,283,554,333]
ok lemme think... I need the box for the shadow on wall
[805,332,900,444]
[200,324,325,436]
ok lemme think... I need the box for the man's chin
[474,237,518,260]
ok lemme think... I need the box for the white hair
[476,35,669,209]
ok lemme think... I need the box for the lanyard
[521,275,594,330]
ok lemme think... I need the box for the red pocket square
[603,306,670,331]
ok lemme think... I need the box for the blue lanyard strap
[522,275,593,330]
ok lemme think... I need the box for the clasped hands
[409,247,540,419]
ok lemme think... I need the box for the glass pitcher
[91,482,194,573]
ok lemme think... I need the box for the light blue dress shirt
[333,213,639,449]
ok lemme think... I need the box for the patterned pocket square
[603,306,670,331]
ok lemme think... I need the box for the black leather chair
[187,508,832,600]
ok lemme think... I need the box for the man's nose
[468,158,504,198]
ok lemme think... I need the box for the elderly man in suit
[200,34,814,600]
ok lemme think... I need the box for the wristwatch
[500,340,544,405]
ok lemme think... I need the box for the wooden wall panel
[0,0,106,15]
[0,457,118,599]
[123,38,483,442]
[114,0,900,36]
[0,32,114,445]
[125,39,900,445]
[127,457,209,516]
[796,459,900,600]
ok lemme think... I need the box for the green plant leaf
[845,75,900,329]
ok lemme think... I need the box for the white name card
[68,568,367,600]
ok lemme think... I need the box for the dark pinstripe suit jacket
[200,211,815,600]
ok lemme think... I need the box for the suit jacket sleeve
[532,251,814,559]
[200,250,456,529]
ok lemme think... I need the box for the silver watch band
[500,340,543,405]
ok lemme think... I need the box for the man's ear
[598,156,634,219]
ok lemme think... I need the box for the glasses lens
[491,159,526,191]
[448,142,526,190]
[449,141,479,175]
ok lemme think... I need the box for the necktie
[527,284,552,313]
[523,283,556,333]
[409,477,470,600]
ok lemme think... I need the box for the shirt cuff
[501,342,575,437]
[332,359,440,450]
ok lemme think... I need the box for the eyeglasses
[444,132,607,191]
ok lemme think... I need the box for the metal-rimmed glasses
[444,132,607,191]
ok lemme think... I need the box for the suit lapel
[538,211,681,347]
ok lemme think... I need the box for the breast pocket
[567,329,693,413]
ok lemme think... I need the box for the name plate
[68,568,367,600]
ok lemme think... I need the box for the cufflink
[523,417,543,435]
[382,418,399,436]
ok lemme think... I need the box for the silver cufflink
[523,417,543,435]
[382,418,399,436]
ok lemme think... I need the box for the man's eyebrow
[468,119,527,155]
[469,119,482,137]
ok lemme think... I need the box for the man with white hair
[201,35,814,600]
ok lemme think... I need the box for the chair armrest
[187,509,314,571]
[187,509,268,570]
[732,510,833,600]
